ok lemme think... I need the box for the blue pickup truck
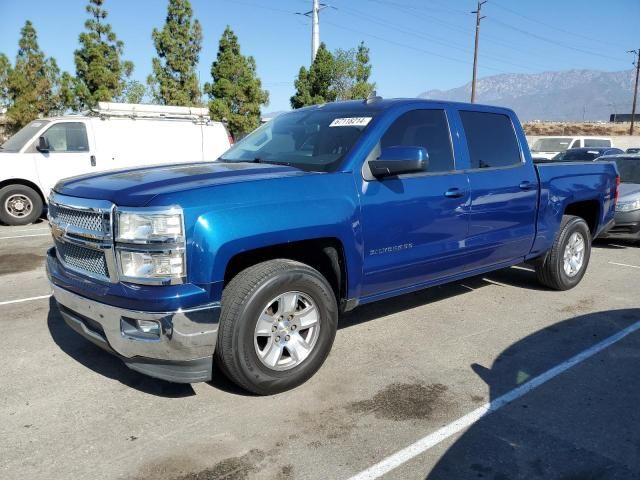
[47,99,619,394]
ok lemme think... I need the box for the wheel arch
[223,237,349,309]
[0,178,46,205]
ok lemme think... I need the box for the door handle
[445,188,465,198]
[90,155,96,167]
[519,181,534,190]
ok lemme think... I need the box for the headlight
[117,209,183,243]
[118,250,185,279]
[616,199,640,212]
[115,207,187,285]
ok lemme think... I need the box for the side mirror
[368,146,429,178]
[36,136,50,153]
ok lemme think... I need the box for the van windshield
[218,109,377,172]
[531,137,572,153]
[0,120,50,153]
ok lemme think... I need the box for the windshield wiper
[252,157,291,166]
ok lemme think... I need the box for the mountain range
[419,69,636,122]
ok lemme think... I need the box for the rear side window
[381,109,454,172]
[41,122,89,152]
[584,139,611,148]
[460,111,522,169]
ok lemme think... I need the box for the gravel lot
[1,221,639,480]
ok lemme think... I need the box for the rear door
[358,107,470,298]
[32,121,95,196]
[456,109,538,268]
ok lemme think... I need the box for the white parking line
[609,261,640,270]
[0,233,50,240]
[0,294,52,306]
[0,228,49,234]
[347,319,640,480]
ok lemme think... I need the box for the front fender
[184,173,364,300]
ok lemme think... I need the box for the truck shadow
[425,308,640,479]
[46,298,196,398]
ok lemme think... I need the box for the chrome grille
[55,240,109,278]
[49,203,105,232]
[49,193,115,282]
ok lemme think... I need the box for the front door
[32,121,95,197]
[358,108,470,299]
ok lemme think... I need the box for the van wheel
[216,259,338,395]
[0,184,43,226]
[535,215,591,290]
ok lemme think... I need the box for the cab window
[460,111,521,169]
[379,109,455,173]
[38,123,89,153]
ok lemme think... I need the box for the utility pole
[629,49,640,135]
[470,0,487,103]
[297,1,334,64]
[312,0,320,63]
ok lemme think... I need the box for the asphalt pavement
[1,221,639,480]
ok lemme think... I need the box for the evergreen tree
[148,0,203,106]
[6,21,61,132]
[351,42,375,100]
[74,0,133,107]
[290,66,312,109]
[0,53,10,109]
[290,42,375,108]
[204,26,269,137]
[118,80,146,104]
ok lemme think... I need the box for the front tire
[0,184,43,226]
[216,259,338,395]
[535,215,591,290]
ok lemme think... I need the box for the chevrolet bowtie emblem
[51,223,67,240]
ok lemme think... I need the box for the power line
[489,0,629,50]
[486,17,627,63]
[336,3,559,73]
[368,0,605,71]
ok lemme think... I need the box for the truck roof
[294,97,516,115]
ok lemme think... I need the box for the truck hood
[619,183,640,202]
[54,161,309,206]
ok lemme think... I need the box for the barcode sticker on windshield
[330,117,372,127]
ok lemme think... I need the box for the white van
[530,136,613,160]
[0,103,232,225]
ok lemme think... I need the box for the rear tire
[535,215,591,290]
[216,259,338,395]
[0,184,43,226]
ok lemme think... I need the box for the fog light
[121,317,161,340]
[137,320,160,335]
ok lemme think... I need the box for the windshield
[610,158,640,184]
[531,137,573,152]
[218,109,377,172]
[0,120,50,153]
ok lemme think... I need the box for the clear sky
[1,0,638,112]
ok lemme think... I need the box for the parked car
[47,99,619,394]
[545,147,624,162]
[530,136,613,160]
[0,103,232,226]
[597,154,640,242]
[626,147,640,154]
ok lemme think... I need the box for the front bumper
[48,257,220,383]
